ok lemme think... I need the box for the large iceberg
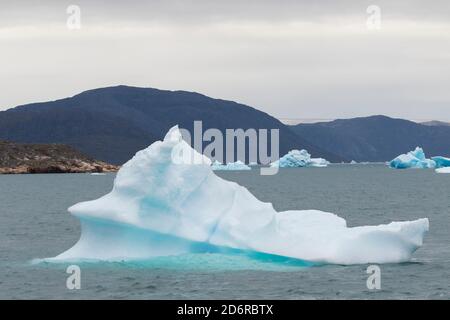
[270,149,330,168]
[49,126,429,265]
[211,160,251,171]
[431,156,450,168]
[389,147,436,169]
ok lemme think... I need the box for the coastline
[0,141,119,174]
[0,164,119,174]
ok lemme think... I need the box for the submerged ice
[50,126,429,265]
[271,149,329,168]
[436,167,450,174]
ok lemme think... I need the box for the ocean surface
[0,164,449,299]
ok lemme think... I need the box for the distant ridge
[421,120,450,127]
[290,115,450,162]
[279,118,335,125]
[0,85,341,164]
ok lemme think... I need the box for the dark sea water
[0,164,449,299]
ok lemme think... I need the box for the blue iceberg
[389,147,436,169]
[270,149,329,168]
[211,160,251,171]
[431,156,450,168]
[47,126,429,265]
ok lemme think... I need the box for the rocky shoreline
[0,141,119,174]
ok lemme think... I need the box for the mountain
[421,120,450,127]
[0,86,340,164]
[0,141,118,174]
[291,115,450,162]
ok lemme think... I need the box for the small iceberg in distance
[270,149,330,168]
[436,167,450,174]
[47,126,429,265]
[389,147,436,169]
[431,156,450,168]
[211,160,251,171]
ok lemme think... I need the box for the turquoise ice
[48,126,429,265]
[431,156,450,168]
[389,147,436,169]
[211,160,251,171]
[271,149,329,168]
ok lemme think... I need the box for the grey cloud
[2,0,450,26]
[1,0,450,121]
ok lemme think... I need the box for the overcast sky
[1,0,450,121]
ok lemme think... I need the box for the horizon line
[278,117,450,125]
